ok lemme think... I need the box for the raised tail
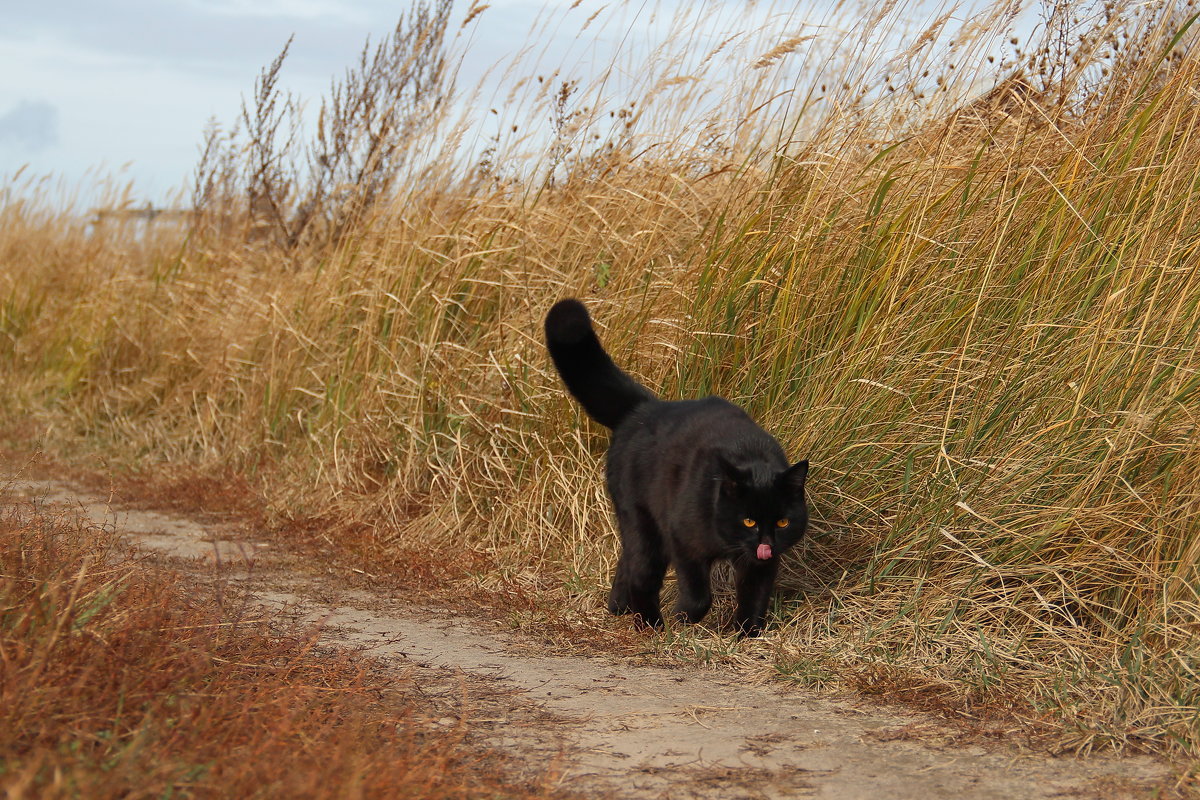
[545,299,655,428]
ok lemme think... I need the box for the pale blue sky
[1,1,546,204]
[1,1,1029,208]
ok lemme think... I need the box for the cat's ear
[717,455,748,495]
[780,460,809,494]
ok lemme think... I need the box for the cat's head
[716,456,809,562]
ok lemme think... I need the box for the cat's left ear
[780,460,809,494]
[717,455,749,497]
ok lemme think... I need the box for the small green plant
[3,0,1200,758]
[775,657,835,690]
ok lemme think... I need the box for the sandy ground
[5,477,1177,800]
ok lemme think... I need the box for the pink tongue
[756,543,773,560]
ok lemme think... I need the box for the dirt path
[8,477,1175,799]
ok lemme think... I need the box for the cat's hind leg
[607,505,667,629]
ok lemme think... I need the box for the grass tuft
[0,489,561,798]
[3,0,1200,757]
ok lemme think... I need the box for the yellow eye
[776,519,790,528]
[742,518,757,528]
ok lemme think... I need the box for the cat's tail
[544,299,656,429]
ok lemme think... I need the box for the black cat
[545,299,808,637]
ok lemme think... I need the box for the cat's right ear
[780,460,809,494]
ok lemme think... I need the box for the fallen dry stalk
[2,0,1200,759]
[0,493,562,798]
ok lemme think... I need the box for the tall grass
[3,0,1200,756]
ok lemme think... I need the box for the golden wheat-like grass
[4,0,1200,757]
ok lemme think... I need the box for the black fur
[545,299,809,637]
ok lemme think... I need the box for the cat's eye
[742,518,757,528]
[776,519,790,529]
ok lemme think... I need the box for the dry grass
[3,0,1200,759]
[0,487,564,798]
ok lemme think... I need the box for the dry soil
[5,476,1178,800]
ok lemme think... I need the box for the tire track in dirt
[8,477,1174,800]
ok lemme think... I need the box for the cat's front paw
[673,600,712,625]
[633,611,664,630]
[735,617,765,638]
[608,583,633,615]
